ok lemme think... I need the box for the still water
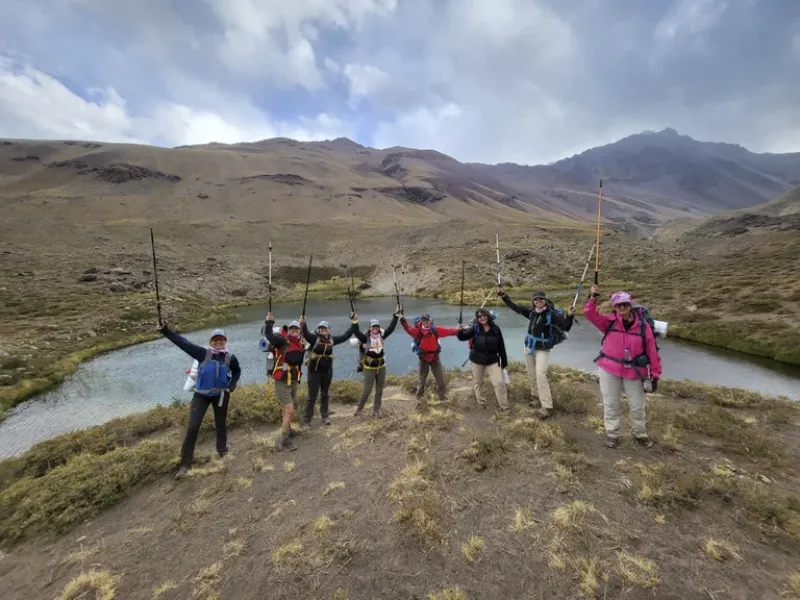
[1,297,798,458]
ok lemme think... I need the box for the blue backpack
[525,305,568,351]
[194,349,232,397]
[410,317,441,358]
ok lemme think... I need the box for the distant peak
[657,127,680,137]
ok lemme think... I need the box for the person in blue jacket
[159,322,242,479]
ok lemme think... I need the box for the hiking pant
[180,391,228,468]
[357,365,387,412]
[524,348,552,409]
[599,369,647,439]
[470,361,509,410]
[418,359,447,401]
[304,368,333,423]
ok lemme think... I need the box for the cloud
[0,0,798,163]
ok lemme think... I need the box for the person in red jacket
[398,307,462,402]
[583,285,663,449]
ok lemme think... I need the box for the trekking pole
[345,266,355,315]
[400,256,405,310]
[301,254,313,318]
[572,243,596,310]
[349,266,358,313]
[391,260,402,308]
[495,234,501,286]
[458,260,465,325]
[594,179,603,285]
[268,242,273,314]
[149,228,162,326]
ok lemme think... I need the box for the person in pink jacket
[584,285,662,448]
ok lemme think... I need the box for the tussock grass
[409,407,463,431]
[789,571,800,594]
[510,507,535,533]
[389,461,444,544]
[284,461,296,473]
[330,589,348,600]
[313,515,333,534]
[427,586,467,600]
[553,501,597,530]
[0,383,283,492]
[323,481,346,496]
[461,534,485,562]
[459,434,509,472]
[222,540,244,558]
[0,440,176,542]
[152,581,178,598]
[270,540,303,565]
[577,558,601,598]
[504,416,578,453]
[618,552,659,588]
[67,544,99,564]
[704,538,742,561]
[58,569,117,600]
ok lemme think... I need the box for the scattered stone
[108,283,133,293]
[230,288,248,297]
[79,274,97,282]
[84,267,99,274]
[109,267,131,275]
[687,304,698,312]
[198,193,209,199]
[87,330,98,338]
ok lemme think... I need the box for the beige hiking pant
[470,362,509,409]
[598,369,647,439]
[524,349,552,409]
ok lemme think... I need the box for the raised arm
[382,314,399,339]
[456,326,475,342]
[301,321,318,345]
[161,325,208,363]
[400,317,420,338]
[498,290,533,318]
[332,319,359,345]
[433,326,461,338]
[264,320,287,348]
[582,294,614,332]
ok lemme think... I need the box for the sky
[0,0,798,165]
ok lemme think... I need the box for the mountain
[2,129,799,232]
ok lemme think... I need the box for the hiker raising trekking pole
[300,313,359,427]
[264,314,304,451]
[496,286,572,419]
[158,323,242,478]
[352,310,399,418]
[457,307,510,412]
[584,284,662,449]
[397,308,462,405]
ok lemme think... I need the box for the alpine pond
[1,296,799,459]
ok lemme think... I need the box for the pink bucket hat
[610,291,632,306]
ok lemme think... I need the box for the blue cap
[210,329,226,340]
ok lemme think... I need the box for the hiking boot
[535,408,551,420]
[605,436,619,449]
[373,408,383,418]
[353,406,363,416]
[277,436,297,452]
[218,449,228,460]
[322,417,332,426]
[175,466,189,480]
[635,435,654,448]
[287,429,299,438]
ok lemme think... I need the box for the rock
[142,270,151,276]
[87,330,98,338]
[84,267,99,274]
[0,375,12,385]
[230,288,248,297]
[198,193,209,199]
[757,474,771,484]
[79,274,98,282]
[109,267,131,275]
[108,283,133,293]
[686,304,698,312]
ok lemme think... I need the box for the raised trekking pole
[391,260,402,308]
[458,260,465,325]
[345,266,356,316]
[495,234,501,286]
[572,243,596,310]
[594,179,603,285]
[268,242,273,314]
[400,256,406,310]
[301,254,313,318]
[349,266,358,313]
[149,228,162,326]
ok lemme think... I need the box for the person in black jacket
[457,308,510,411]
[352,314,399,417]
[497,287,572,419]
[300,313,358,426]
[159,323,242,479]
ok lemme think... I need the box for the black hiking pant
[180,392,229,468]
[304,368,333,423]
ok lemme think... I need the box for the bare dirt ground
[2,370,799,600]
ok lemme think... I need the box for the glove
[651,379,658,393]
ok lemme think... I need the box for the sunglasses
[615,302,631,308]
[533,297,546,302]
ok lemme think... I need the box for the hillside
[1,370,799,600]
[3,129,800,230]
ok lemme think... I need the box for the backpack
[601,305,659,351]
[411,318,441,358]
[194,349,232,397]
[525,304,568,351]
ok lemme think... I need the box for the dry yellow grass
[284,461,296,473]
[222,540,245,559]
[704,539,742,561]
[152,581,178,599]
[461,535,485,562]
[553,501,596,529]
[618,551,659,588]
[313,515,333,534]
[58,569,117,600]
[428,586,467,600]
[270,541,303,565]
[323,481,346,496]
[510,507,535,533]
